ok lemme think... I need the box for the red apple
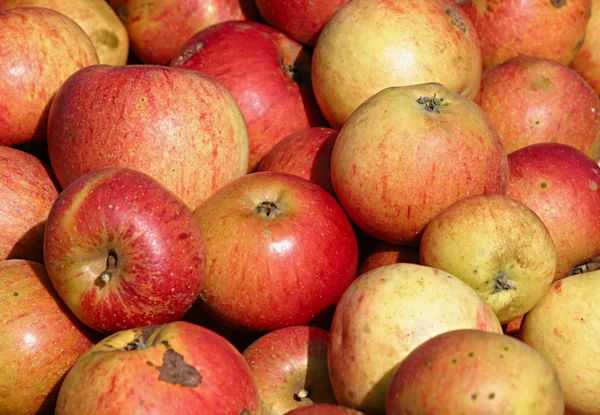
[0,146,58,263]
[357,241,420,275]
[286,404,367,414]
[171,21,326,172]
[242,326,336,414]
[193,171,359,332]
[461,0,591,69]
[110,0,259,65]
[506,143,600,279]
[477,55,600,162]
[254,0,350,46]
[46,64,249,210]
[43,167,206,334]
[0,259,96,415]
[0,6,98,146]
[258,127,338,194]
[55,321,260,414]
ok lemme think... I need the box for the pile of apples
[2,0,600,414]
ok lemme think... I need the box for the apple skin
[0,146,58,263]
[357,241,420,275]
[285,404,366,414]
[193,171,359,333]
[311,0,482,129]
[46,64,249,210]
[0,259,96,415]
[0,0,129,65]
[330,82,509,246]
[0,7,98,146]
[171,21,326,172]
[420,194,557,324]
[506,143,600,280]
[110,0,259,65]
[571,0,600,96]
[43,167,207,334]
[476,56,600,162]
[258,127,338,194]
[254,0,350,46]
[55,321,260,415]
[242,326,335,414]
[386,329,564,414]
[461,0,590,69]
[521,270,600,414]
[328,263,502,414]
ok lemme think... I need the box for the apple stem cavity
[96,250,118,287]
[417,94,444,113]
[493,273,516,293]
[255,201,281,218]
[294,388,309,401]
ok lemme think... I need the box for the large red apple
[46,64,249,210]
[0,146,58,263]
[55,321,260,414]
[171,21,326,172]
[254,0,350,46]
[506,143,600,280]
[0,7,98,146]
[258,127,338,194]
[193,171,359,332]
[0,259,96,415]
[43,167,206,334]
[312,0,482,129]
[110,0,259,65]
[330,82,509,246]
[242,326,336,414]
[477,55,600,162]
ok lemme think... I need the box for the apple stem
[96,251,118,286]
[295,388,309,401]
[417,94,444,113]
[493,273,516,293]
[255,201,281,218]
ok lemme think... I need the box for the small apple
[43,167,206,334]
[55,321,261,414]
[242,326,336,414]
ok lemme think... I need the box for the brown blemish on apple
[123,325,162,351]
[550,0,567,8]
[173,42,204,66]
[89,29,120,49]
[12,291,18,296]
[156,349,202,387]
[240,409,252,415]
[445,8,467,33]
[539,181,547,189]
[590,180,598,191]
[492,273,515,293]
[553,328,564,339]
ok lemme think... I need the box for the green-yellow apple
[0,7,98,146]
[0,0,129,65]
[0,259,96,415]
[521,270,600,415]
[55,321,260,414]
[328,263,502,414]
[386,329,564,414]
[420,194,557,324]
[46,64,249,210]
[312,0,482,128]
[330,82,509,246]
[243,326,336,414]
[44,167,206,334]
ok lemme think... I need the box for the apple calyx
[255,201,281,218]
[417,94,445,113]
[96,250,118,286]
[493,273,516,293]
[294,388,309,402]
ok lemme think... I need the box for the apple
[285,404,366,414]
[506,142,600,280]
[258,127,338,194]
[0,6,98,146]
[311,0,482,129]
[328,263,502,414]
[357,241,420,275]
[571,0,600,96]
[386,329,564,414]
[242,326,336,414]
[171,21,326,172]
[461,0,590,69]
[43,167,207,334]
[46,64,249,210]
[55,321,260,414]
[0,259,96,415]
[192,171,359,333]
[521,270,600,414]
[110,0,259,65]
[420,194,557,324]
[0,146,58,263]
[476,55,600,162]
[330,82,509,246]
[503,315,524,339]
[254,0,350,46]
[0,0,129,65]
